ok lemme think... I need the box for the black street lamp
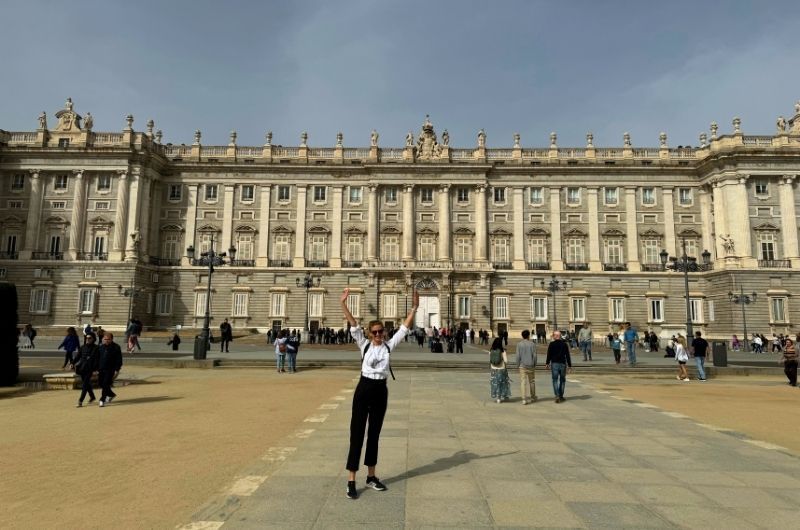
[660,239,711,340]
[541,275,569,332]
[296,272,321,340]
[117,280,144,326]
[728,287,757,352]
[186,238,236,359]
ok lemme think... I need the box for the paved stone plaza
[183,369,800,529]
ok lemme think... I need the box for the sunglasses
[371,328,385,334]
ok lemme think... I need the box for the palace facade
[2,99,800,339]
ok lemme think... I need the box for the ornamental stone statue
[405,131,414,147]
[38,111,47,130]
[720,234,735,255]
[441,129,449,146]
[777,116,787,132]
[477,129,486,148]
[370,129,378,147]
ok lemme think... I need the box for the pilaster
[474,184,488,263]
[124,170,142,261]
[587,187,601,271]
[779,175,799,267]
[402,185,415,261]
[624,187,640,271]
[293,185,307,267]
[222,184,235,252]
[698,187,714,260]
[438,184,451,262]
[256,185,271,266]
[512,187,525,270]
[330,186,343,267]
[711,180,728,264]
[366,184,379,262]
[147,180,162,260]
[111,170,129,261]
[67,170,87,260]
[183,184,199,266]
[549,186,563,270]
[20,170,43,260]
[662,186,676,258]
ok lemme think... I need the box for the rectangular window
[93,236,106,255]
[241,185,255,201]
[309,235,327,261]
[642,239,660,264]
[313,185,326,202]
[95,201,110,210]
[690,298,703,323]
[346,293,360,318]
[273,235,290,260]
[79,289,95,315]
[51,201,66,209]
[649,299,664,322]
[382,294,397,319]
[346,235,363,261]
[49,235,61,254]
[9,200,23,209]
[163,233,180,260]
[708,300,715,322]
[97,175,111,191]
[12,174,25,190]
[233,292,249,317]
[384,187,397,203]
[604,239,624,264]
[237,234,253,260]
[156,292,173,315]
[205,184,218,201]
[566,187,581,205]
[679,188,693,205]
[642,187,655,205]
[529,187,543,205]
[755,181,768,196]
[195,292,209,317]
[271,293,286,317]
[491,238,510,263]
[495,296,509,319]
[458,296,471,318]
[527,238,547,263]
[457,188,470,203]
[419,236,436,261]
[770,297,787,323]
[454,237,472,262]
[169,184,182,200]
[349,186,362,204]
[30,288,51,313]
[531,297,547,320]
[566,239,585,263]
[421,188,433,203]
[6,235,18,253]
[54,175,68,190]
[683,239,699,258]
[199,233,213,254]
[571,298,586,321]
[381,236,399,261]
[604,187,618,205]
[305,292,322,318]
[759,233,776,260]
[610,298,625,322]
[493,187,506,204]
[277,185,291,201]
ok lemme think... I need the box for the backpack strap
[361,343,396,380]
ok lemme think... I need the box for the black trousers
[63,350,74,367]
[99,371,116,401]
[220,338,231,352]
[346,376,388,472]
[78,373,96,402]
[785,360,798,386]
[456,342,463,353]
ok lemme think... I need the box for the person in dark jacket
[73,333,100,407]
[167,333,181,351]
[219,319,233,353]
[59,327,81,369]
[98,332,123,407]
[545,330,573,403]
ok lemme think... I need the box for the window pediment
[602,228,625,237]
[564,228,587,237]
[160,224,184,232]
[453,227,475,235]
[526,227,549,236]
[234,224,257,233]
[677,228,701,237]
[45,215,69,226]
[381,226,401,234]
[197,224,220,233]
[271,225,294,234]
[753,222,780,231]
[307,225,330,234]
[417,227,437,235]
[640,229,662,238]
[489,228,512,236]
[344,226,366,234]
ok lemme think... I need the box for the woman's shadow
[385,449,517,485]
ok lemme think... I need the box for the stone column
[699,187,714,259]
[67,170,87,260]
[256,185,271,266]
[711,180,728,261]
[222,184,235,252]
[662,186,676,258]
[293,185,307,267]
[625,187,640,271]
[549,186,563,270]
[330,185,343,267]
[137,176,152,257]
[475,184,488,263]
[402,184,415,261]
[512,187,525,270]
[438,184,451,261]
[111,170,129,261]
[779,175,799,266]
[146,180,162,259]
[183,183,199,266]
[125,171,142,261]
[587,187,601,270]
[21,170,43,259]
[366,184,378,262]
[727,176,754,265]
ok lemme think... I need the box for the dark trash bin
[712,340,727,367]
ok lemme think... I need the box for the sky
[2,0,800,148]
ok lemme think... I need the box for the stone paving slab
[182,371,800,528]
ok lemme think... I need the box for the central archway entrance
[414,277,441,329]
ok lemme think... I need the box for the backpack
[363,343,395,380]
[75,351,93,374]
[490,348,503,365]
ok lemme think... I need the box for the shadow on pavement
[563,394,592,400]
[385,449,518,484]
[108,396,182,406]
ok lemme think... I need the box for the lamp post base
[193,335,208,360]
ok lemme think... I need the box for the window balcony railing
[229,259,255,267]
[342,260,363,268]
[641,264,663,272]
[759,259,791,268]
[493,261,513,270]
[603,263,628,271]
[526,261,550,270]
[268,259,292,267]
[565,262,589,271]
[77,252,109,261]
[305,259,329,268]
[149,256,181,266]
[0,251,19,260]
[32,251,64,260]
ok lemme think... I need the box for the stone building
[1,99,800,339]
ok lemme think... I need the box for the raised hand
[412,289,419,309]
[341,287,350,304]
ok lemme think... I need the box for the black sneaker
[346,481,358,499]
[366,476,387,491]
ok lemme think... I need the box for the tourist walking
[545,330,572,403]
[488,337,511,403]
[97,333,123,406]
[125,319,140,354]
[341,287,418,500]
[781,336,797,386]
[286,334,299,373]
[691,331,709,381]
[515,330,537,404]
[611,333,622,364]
[731,334,741,351]
[648,331,660,353]
[455,329,464,354]
[23,324,37,348]
[675,335,690,381]
[623,322,638,366]
[73,333,100,407]
[58,327,81,369]
[273,330,288,373]
[167,332,181,351]
[219,319,233,353]
[578,325,592,361]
